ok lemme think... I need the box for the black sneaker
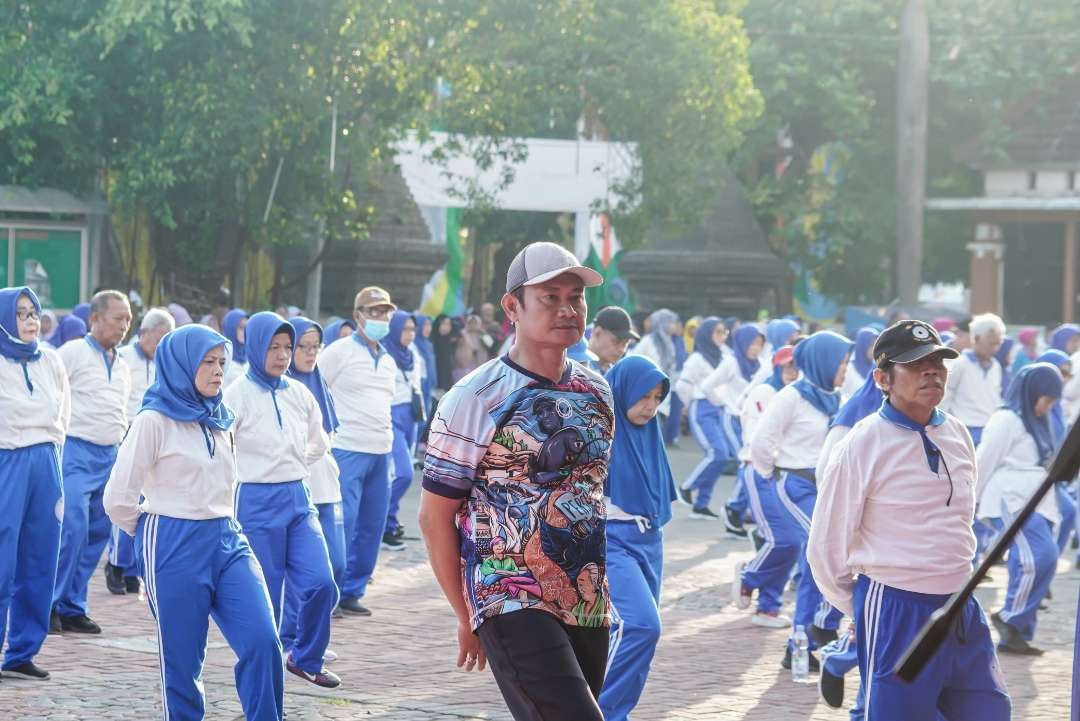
[690,506,721,521]
[104,562,126,595]
[3,662,49,681]
[991,612,1044,656]
[781,647,820,673]
[124,576,141,595]
[380,532,407,551]
[808,624,839,648]
[338,597,372,617]
[48,611,62,635]
[676,486,694,506]
[819,666,844,707]
[724,506,748,537]
[392,525,406,540]
[286,654,341,688]
[751,529,765,552]
[58,614,101,634]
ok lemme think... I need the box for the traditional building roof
[619,169,789,318]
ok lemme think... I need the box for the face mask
[364,319,390,342]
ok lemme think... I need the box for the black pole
[895,418,1080,681]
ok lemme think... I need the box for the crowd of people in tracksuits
[2,266,1079,721]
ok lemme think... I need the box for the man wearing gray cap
[419,242,616,721]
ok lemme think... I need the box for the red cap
[772,345,795,367]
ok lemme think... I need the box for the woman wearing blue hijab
[223,312,340,688]
[278,317,347,665]
[841,327,879,399]
[975,363,1064,655]
[597,356,675,721]
[0,287,69,680]
[995,336,1017,395]
[672,317,734,520]
[1050,323,1080,354]
[1035,349,1077,556]
[412,313,438,427]
[323,318,357,345]
[383,310,424,548]
[221,308,249,385]
[765,318,800,357]
[699,324,766,534]
[102,324,284,719]
[749,330,852,667]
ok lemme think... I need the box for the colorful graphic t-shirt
[423,355,615,631]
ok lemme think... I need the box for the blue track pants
[0,443,62,669]
[53,436,116,618]
[386,403,418,535]
[740,464,802,614]
[599,521,663,721]
[281,500,345,660]
[990,513,1057,642]
[681,400,729,509]
[853,576,1010,720]
[236,481,337,674]
[332,449,391,600]
[137,514,283,721]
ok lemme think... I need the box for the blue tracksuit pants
[779,471,841,646]
[136,514,283,721]
[722,415,749,516]
[990,513,1057,642]
[386,403,418,535]
[236,481,337,674]
[682,400,729,508]
[663,389,684,445]
[1056,483,1077,554]
[599,521,663,721]
[853,576,1010,720]
[333,449,391,600]
[739,464,802,614]
[280,500,345,659]
[53,436,117,618]
[820,630,865,721]
[108,523,137,576]
[0,443,62,670]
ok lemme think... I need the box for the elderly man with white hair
[942,312,1006,446]
[103,307,175,595]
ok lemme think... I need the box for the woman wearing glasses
[0,287,70,681]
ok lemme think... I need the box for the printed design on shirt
[427,363,614,630]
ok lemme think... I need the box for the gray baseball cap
[505,242,604,293]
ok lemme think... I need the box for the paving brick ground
[4,445,1076,719]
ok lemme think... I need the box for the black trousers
[478,609,609,721]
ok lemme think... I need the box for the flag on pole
[581,212,633,316]
[420,207,466,317]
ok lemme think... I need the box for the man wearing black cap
[588,306,639,373]
[419,242,615,721]
[808,320,1010,721]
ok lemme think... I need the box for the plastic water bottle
[792,625,810,683]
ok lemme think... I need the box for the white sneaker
[323,648,338,663]
[731,561,751,609]
[752,612,791,629]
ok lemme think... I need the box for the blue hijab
[413,313,437,379]
[832,372,884,429]
[792,331,853,421]
[384,310,415,372]
[693,316,724,368]
[645,309,678,373]
[852,327,880,378]
[731,324,764,381]
[72,303,91,326]
[995,336,1016,394]
[1004,362,1064,466]
[0,286,42,362]
[604,355,676,527]
[244,311,294,392]
[1036,349,1070,448]
[222,309,248,364]
[53,315,87,347]
[286,317,340,435]
[1050,324,1080,353]
[323,319,356,345]
[766,318,800,351]
[142,325,235,456]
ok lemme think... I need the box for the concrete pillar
[1065,221,1077,323]
[967,223,1004,315]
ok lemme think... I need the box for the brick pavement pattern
[3,446,1075,719]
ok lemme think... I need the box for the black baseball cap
[593,306,640,341]
[874,319,959,366]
